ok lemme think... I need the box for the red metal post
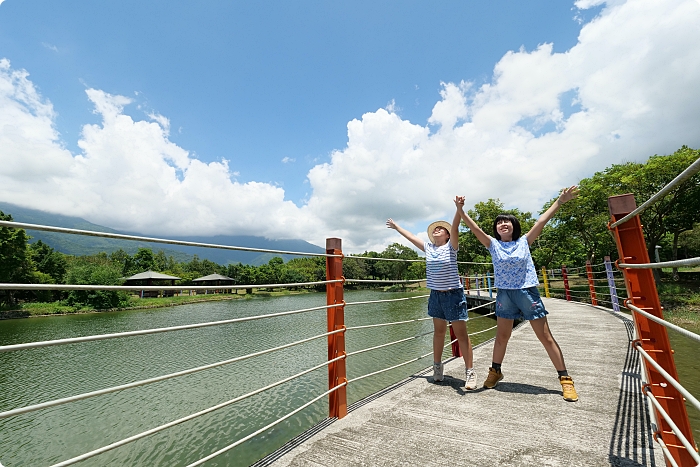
[450,325,461,357]
[561,265,571,301]
[608,194,696,466]
[585,260,598,306]
[326,238,347,419]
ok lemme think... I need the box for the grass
[0,288,318,319]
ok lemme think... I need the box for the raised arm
[525,185,579,245]
[450,206,461,251]
[386,218,425,252]
[455,196,491,248]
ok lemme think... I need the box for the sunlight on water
[0,290,497,467]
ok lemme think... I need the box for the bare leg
[433,318,447,362]
[529,317,566,371]
[449,320,473,368]
[491,317,514,364]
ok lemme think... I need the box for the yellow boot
[560,376,579,402]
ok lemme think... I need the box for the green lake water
[0,290,498,467]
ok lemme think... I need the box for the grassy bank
[0,288,317,319]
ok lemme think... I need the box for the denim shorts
[495,287,548,321]
[428,288,469,321]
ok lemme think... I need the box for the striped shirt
[424,242,462,290]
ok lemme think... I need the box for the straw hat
[427,220,451,244]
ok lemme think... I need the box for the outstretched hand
[558,186,580,204]
[386,218,398,230]
[454,195,465,208]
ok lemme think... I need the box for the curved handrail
[0,220,338,257]
[609,156,700,228]
[0,303,338,352]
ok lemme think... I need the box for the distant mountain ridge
[0,202,325,266]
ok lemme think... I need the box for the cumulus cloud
[1,0,700,252]
[281,157,295,163]
[305,0,700,249]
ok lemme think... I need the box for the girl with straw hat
[386,205,477,389]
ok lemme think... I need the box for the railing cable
[626,302,700,344]
[345,294,429,307]
[0,279,341,292]
[48,356,346,467]
[186,383,347,467]
[0,329,344,420]
[0,220,338,257]
[634,343,700,413]
[0,304,337,352]
[643,387,700,465]
[610,156,700,228]
[618,257,700,270]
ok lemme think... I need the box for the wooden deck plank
[268,298,661,467]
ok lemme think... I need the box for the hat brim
[427,220,452,244]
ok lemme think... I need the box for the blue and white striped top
[424,242,462,290]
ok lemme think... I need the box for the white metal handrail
[0,279,341,292]
[0,304,337,352]
[618,257,700,269]
[48,355,347,467]
[186,382,348,467]
[626,302,700,344]
[346,331,434,357]
[610,156,700,228]
[346,317,431,330]
[345,279,424,284]
[345,295,429,307]
[0,220,338,257]
[0,329,344,420]
[634,343,700,413]
[643,387,700,465]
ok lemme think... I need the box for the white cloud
[281,157,295,163]
[1,0,700,252]
[41,42,58,52]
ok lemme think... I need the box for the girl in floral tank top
[455,187,580,402]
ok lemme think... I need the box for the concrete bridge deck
[267,298,662,467]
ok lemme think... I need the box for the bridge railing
[606,156,700,467]
[0,222,499,466]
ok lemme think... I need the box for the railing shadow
[608,315,658,467]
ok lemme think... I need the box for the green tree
[0,212,33,304]
[133,248,155,272]
[64,255,129,309]
[30,240,67,283]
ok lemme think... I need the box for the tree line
[1,146,699,309]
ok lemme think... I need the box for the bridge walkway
[267,298,662,466]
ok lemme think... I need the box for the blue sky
[1,0,699,251]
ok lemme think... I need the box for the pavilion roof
[192,274,235,282]
[126,270,181,281]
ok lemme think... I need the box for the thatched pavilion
[124,270,181,298]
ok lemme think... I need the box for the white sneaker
[433,362,444,382]
[465,368,477,390]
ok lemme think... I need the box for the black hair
[493,214,521,241]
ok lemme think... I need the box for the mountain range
[0,202,325,266]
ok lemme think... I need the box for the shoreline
[0,286,427,320]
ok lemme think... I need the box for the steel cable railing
[48,356,347,467]
[184,382,348,467]
[605,156,700,466]
[0,303,338,352]
[643,388,700,465]
[0,280,340,292]
[609,155,700,229]
[0,328,344,420]
[0,220,338,257]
